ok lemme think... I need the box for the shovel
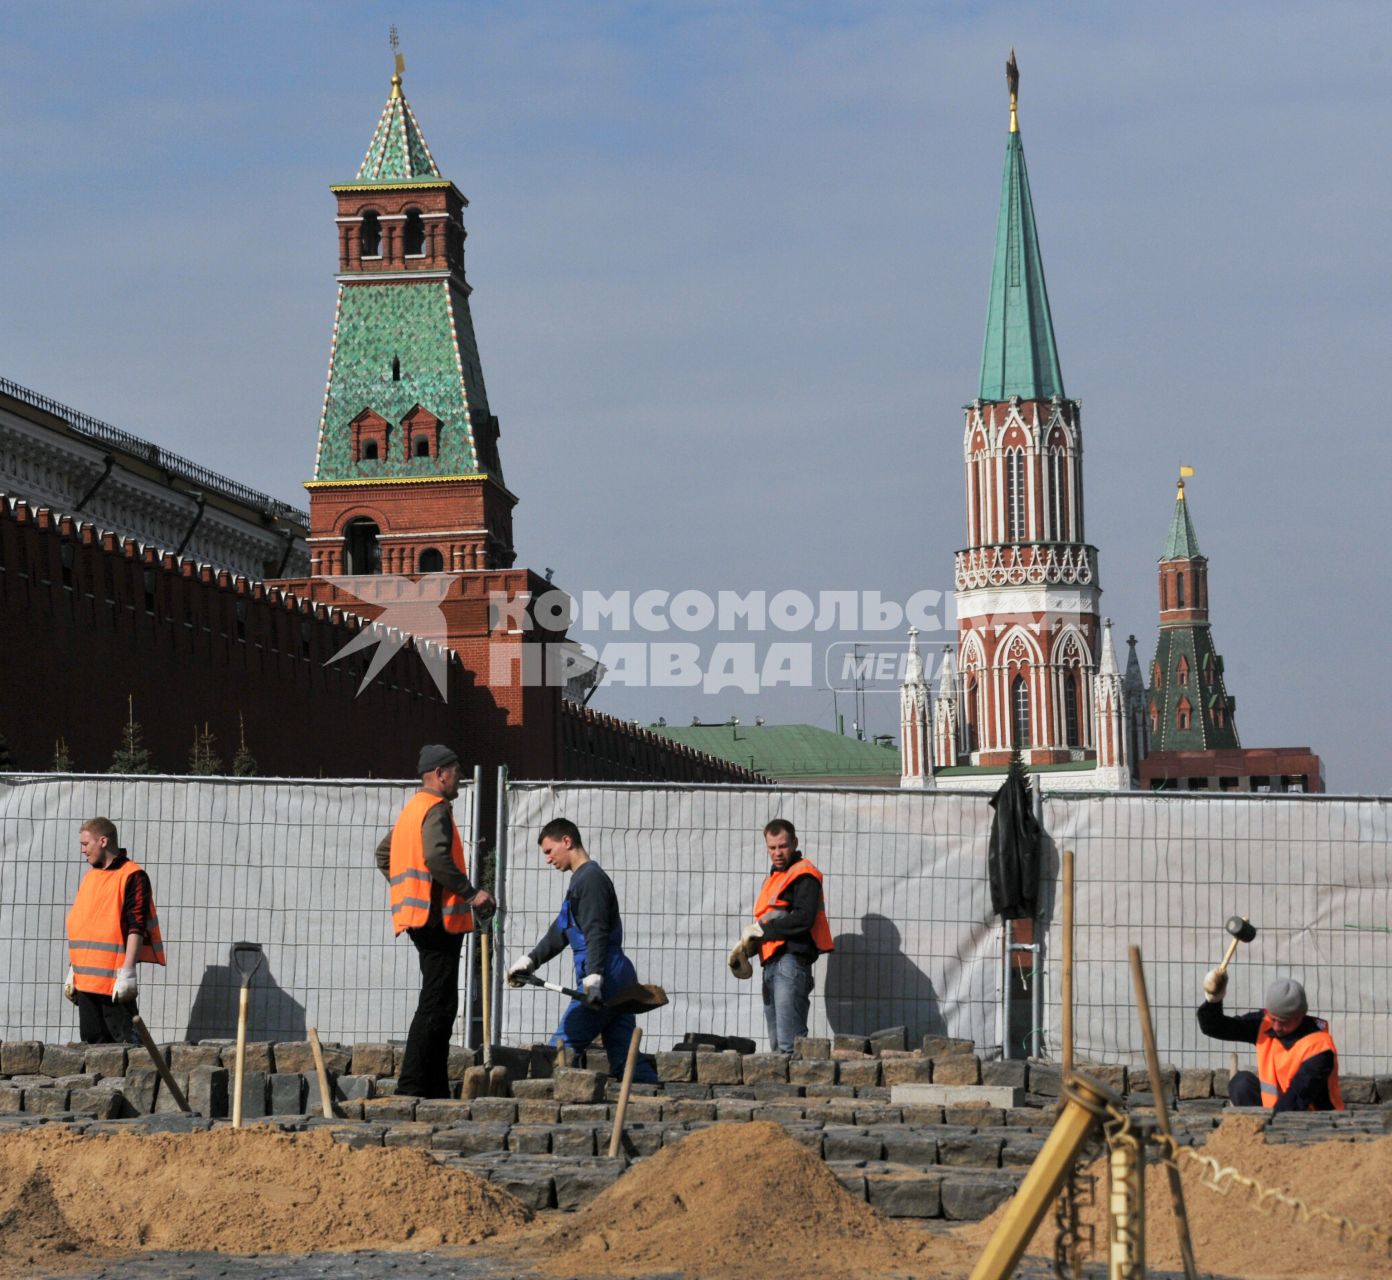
[512,971,669,1016]
[230,941,264,1128]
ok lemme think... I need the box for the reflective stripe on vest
[67,858,166,997]
[1256,1013,1344,1111]
[753,859,835,963]
[388,791,474,936]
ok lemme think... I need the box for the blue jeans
[762,951,814,1053]
[558,1000,660,1081]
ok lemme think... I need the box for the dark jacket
[1196,1002,1338,1112]
[987,763,1040,920]
[757,854,824,964]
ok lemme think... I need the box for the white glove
[728,944,753,981]
[111,966,138,1004]
[506,956,536,988]
[738,921,765,951]
[582,973,603,1006]
[1202,968,1228,1003]
[63,966,77,1005]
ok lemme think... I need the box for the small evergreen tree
[52,737,73,772]
[188,723,223,775]
[231,711,258,777]
[110,696,155,775]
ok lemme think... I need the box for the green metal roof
[978,130,1065,402]
[650,723,900,779]
[1162,486,1203,560]
[353,83,442,184]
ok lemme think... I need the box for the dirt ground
[3,1117,1390,1280]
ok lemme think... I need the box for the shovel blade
[605,983,669,1016]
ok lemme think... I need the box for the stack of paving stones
[2,1031,1387,1221]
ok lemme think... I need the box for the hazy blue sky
[4,3,1389,791]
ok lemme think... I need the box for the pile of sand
[961,1116,1392,1279]
[516,1121,977,1279]
[0,1126,529,1276]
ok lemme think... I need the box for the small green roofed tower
[303,39,514,578]
[978,50,1064,402]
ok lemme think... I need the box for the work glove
[738,921,765,952]
[506,955,536,988]
[1202,968,1228,1003]
[727,943,753,981]
[63,966,78,1005]
[111,966,138,1004]
[581,973,604,1006]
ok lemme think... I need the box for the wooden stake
[480,931,493,1070]
[307,1027,336,1119]
[607,1026,643,1159]
[131,1015,190,1113]
[1129,946,1199,1280]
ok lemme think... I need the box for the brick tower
[944,55,1113,787]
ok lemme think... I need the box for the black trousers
[76,990,138,1045]
[397,923,464,1099]
[1229,1069,1261,1106]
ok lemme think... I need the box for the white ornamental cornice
[955,543,1096,591]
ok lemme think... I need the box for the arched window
[403,209,425,256]
[1176,572,1186,608]
[964,676,978,753]
[344,519,382,576]
[360,211,382,258]
[414,436,431,458]
[418,547,444,573]
[1152,661,1163,689]
[1005,449,1026,542]
[1063,670,1079,747]
[362,441,378,461]
[1047,451,1065,541]
[1011,674,1030,748]
[1177,655,1190,687]
[392,356,401,382]
[1149,702,1159,734]
[1176,697,1192,732]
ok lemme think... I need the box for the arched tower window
[1177,655,1190,687]
[360,211,382,258]
[964,676,978,753]
[362,441,378,461]
[1063,669,1080,747]
[1176,571,1186,608]
[414,437,431,457]
[392,356,401,382]
[1176,697,1192,731]
[344,519,381,576]
[1011,674,1030,748]
[403,209,426,257]
[1152,661,1163,689]
[418,547,444,573]
[1047,450,1064,541]
[1149,702,1159,734]
[1005,448,1026,543]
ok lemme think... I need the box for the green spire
[1162,480,1203,560]
[978,56,1064,403]
[354,70,442,184]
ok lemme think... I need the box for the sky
[3,2,1389,792]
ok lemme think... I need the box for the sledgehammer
[1215,915,1257,977]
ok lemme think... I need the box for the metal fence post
[491,765,509,1049]
[461,764,482,1050]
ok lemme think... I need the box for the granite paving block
[446,1046,476,1081]
[834,1034,869,1054]
[511,1079,554,1100]
[431,1123,509,1154]
[932,1055,981,1086]
[336,1074,375,1101]
[216,1042,274,1074]
[121,1067,158,1115]
[268,1073,305,1115]
[662,1082,712,1099]
[350,1043,396,1077]
[153,1072,192,1115]
[508,1125,553,1154]
[383,1123,435,1149]
[780,1124,825,1152]
[554,1160,626,1211]
[857,1086,892,1101]
[169,1044,222,1072]
[805,1084,856,1099]
[529,1043,559,1079]
[715,1102,753,1122]
[946,1106,1005,1127]
[881,1058,932,1087]
[1341,1076,1376,1104]
[415,1099,474,1124]
[1025,1062,1060,1097]
[882,1129,940,1166]
[615,1125,663,1157]
[868,1027,908,1055]
[1,1042,43,1075]
[1076,1062,1126,1094]
[939,1133,1004,1168]
[854,1107,903,1126]
[1213,1069,1232,1099]
[361,1095,417,1122]
[922,1036,974,1058]
[837,1059,881,1088]
[82,1045,128,1078]
[553,1069,605,1105]
[560,1104,610,1124]
[551,1125,598,1158]
[331,1124,386,1149]
[752,1083,802,1100]
[1178,1068,1213,1100]
[794,1036,831,1059]
[654,1051,694,1083]
[622,1098,663,1124]
[828,1165,867,1200]
[941,1171,1020,1220]
[471,1098,518,1124]
[901,1104,946,1125]
[789,1058,837,1087]
[233,1070,268,1120]
[1002,1135,1049,1166]
[822,1127,883,1162]
[0,1088,22,1114]
[492,1165,556,1211]
[56,1074,98,1090]
[741,1053,789,1084]
[272,1043,315,1074]
[981,1059,1028,1089]
[517,1101,561,1125]
[695,1052,743,1085]
[866,1166,942,1217]
[187,1066,229,1119]
[305,1071,341,1116]
[40,1045,87,1077]
[667,1100,717,1124]
[1373,1075,1392,1103]
[133,1114,214,1134]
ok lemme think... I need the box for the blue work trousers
[762,950,814,1053]
[558,999,659,1081]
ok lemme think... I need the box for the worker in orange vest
[375,745,494,1098]
[1198,973,1343,1111]
[65,817,165,1045]
[729,819,834,1053]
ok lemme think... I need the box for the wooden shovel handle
[307,1027,337,1119]
[232,985,250,1128]
[131,1015,191,1114]
[607,1026,643,1159]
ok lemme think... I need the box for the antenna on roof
[389,26,405,98]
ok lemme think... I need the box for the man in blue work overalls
[506,818,659,1080]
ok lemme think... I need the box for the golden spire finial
[1006,48,1019,132]
[1177,464,1194,499]
[389,26,405,99]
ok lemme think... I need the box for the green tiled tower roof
[354,75,442,184]
[1162,482,1202,559]
[978,58,1065,403]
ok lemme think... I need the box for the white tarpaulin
[497,783,1001,1056]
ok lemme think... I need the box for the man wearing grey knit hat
[1197,971,1343,1111]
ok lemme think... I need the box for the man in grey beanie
[1197,970,1343,1111]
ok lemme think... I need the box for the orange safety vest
[1256,1013,1344,1110]
[754,859,834,963]
[67,859,165,996]
[388,791,475,936]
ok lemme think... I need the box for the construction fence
[3,775,1390,1075]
